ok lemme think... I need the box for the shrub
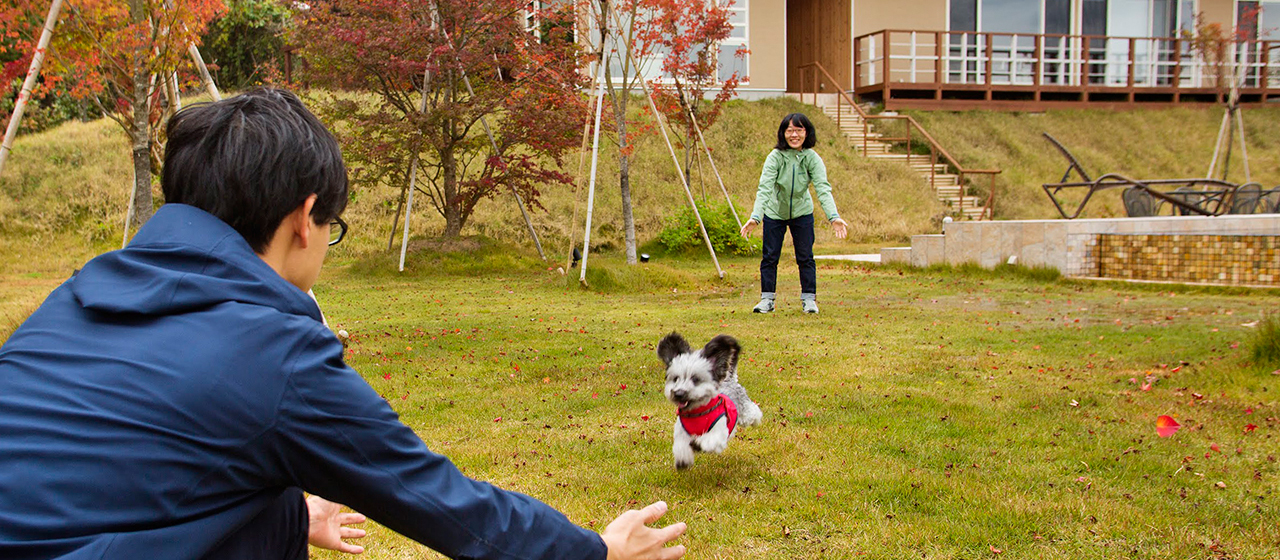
[1251,310,1280,366]
[655,202,759,256]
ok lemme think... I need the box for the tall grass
[1250,310,1280,366]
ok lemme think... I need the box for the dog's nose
[672,390,688,401]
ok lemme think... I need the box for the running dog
[657,332,763,469]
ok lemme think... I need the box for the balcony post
[854,36,861,92]
[984,32,993,99]
[1173,37,1183,102]
[1127,37,1136,100]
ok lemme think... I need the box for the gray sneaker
[802,299,819,314]
[752,298,775,313]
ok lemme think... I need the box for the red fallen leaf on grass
[1245,423,1258,433]
[1170,366,1182,373]
[382,373,391,380]
[1210,442,1221,453]
[1156,415,1182,437]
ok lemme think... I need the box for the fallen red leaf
[1156,415,1181,438]
[1210,442,1221,453]
[1245,423,1258,432]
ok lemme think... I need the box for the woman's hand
[739,219,759,239]
[831,218,848,240]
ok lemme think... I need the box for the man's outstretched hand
[307,496,367,555]
[601,501,687,560]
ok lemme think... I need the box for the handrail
[797,61,1001,219]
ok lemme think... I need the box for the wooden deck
[853,30,1280,111]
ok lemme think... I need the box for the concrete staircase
[813,99,989,220]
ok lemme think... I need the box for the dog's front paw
[673,444,695,470]
[699,433,729,454]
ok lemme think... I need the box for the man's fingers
[638,501,669,524]
[338,512,367,525]
[337,542,365,555]
[655,521,687,542]
[658,544,687,559]
[340,527,366,539]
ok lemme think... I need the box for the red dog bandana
[678,394,738,436]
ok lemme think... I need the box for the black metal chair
[1261,188,1280,214]
[1228,183,1264,214]
[1122,186,1159,217]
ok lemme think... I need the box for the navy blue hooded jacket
[0,204,608,560]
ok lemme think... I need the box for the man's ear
[289,194,319,249]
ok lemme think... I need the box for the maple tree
[643,0,743,196]
[587,0,741,264]
[2,0,225,227]
[294,0,586,239]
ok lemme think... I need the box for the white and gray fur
[658,332,763,469]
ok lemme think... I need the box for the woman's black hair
[774,112,817,151]
[161,87,349,253]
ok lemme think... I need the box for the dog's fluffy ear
[657,332,691,367]
[701,335,740,382]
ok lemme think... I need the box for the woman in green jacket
[739,113,848,314]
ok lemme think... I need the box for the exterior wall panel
[748,0,788,92]
[854,0,948,36]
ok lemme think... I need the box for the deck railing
[855,29,1280,93]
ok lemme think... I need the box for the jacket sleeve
[269,329,608,560]
[807,151,840,222]
[750,150,780,222]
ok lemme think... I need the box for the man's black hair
[161,88,348,253]
[774,112,817,151]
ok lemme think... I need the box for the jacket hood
[70,204,322,320]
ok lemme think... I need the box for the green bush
[655,202,760,256]
[201,0,291,89]
[2,78,100,135]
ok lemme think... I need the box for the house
[708,0,1280,109]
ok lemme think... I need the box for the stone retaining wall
[886,215,1280,287]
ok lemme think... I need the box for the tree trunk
[442,143,463,237]
[609,91,637,264]
[129,31,153,226]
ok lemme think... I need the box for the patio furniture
[1041,133,1243,219]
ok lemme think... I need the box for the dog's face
[658,332,740,411]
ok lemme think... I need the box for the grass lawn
[2,98,1278,559]
[232,246,1280,560]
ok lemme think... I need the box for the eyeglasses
[328,217,347,246]
[785,127,806,136]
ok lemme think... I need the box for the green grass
[2,95,1279,559]
[289,250,1279,560]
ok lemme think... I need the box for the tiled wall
[1084,234,1280,286]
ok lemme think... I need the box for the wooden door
[786,0,851,93]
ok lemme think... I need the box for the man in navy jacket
[0,88,686,560]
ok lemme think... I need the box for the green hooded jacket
[750,148,840,223]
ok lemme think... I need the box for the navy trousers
[200,487,308,560]
[760,214,816,296]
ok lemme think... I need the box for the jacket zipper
[788,152,796,219]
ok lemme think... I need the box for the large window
[946,0,1199,86]
[718,0,749,84]
[589,1,748,86]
